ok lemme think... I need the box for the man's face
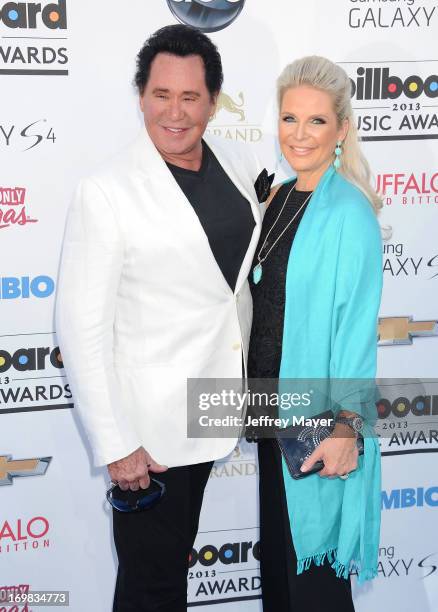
[140,53,217,165]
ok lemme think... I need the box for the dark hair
[134,24,223,97]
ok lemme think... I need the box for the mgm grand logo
[207,91,262,143]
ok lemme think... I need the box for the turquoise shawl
[278,166,382,584]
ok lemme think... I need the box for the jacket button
[232,343,241,351]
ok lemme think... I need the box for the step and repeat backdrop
[1,1,437,610]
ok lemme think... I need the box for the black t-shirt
[166,141,255,292]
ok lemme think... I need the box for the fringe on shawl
[297,548,378,585]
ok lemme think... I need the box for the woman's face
[279,85,348,188]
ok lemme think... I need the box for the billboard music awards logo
[166,0,245,33]
[340,61,438,141]
[376,378,438,455]
[0,187,38,229]
[0,332,72,415]
[345,0,437,30]
[188,528,260,606]
[0,515,50,555]
[206,90,262,143]
[0,1,68,75]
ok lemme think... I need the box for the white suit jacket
[55,127,262,467]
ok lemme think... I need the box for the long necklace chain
[252,183,312,284]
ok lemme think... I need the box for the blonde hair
[277,56,382,213]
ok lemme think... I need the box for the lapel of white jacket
[130,127,261,295]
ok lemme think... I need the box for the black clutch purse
[274,410,364,479]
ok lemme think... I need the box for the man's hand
[108,447,168,491]
[300,424,358,478]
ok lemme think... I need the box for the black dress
[248,182,355,612]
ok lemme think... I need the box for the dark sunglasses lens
[137,490,162,509]
[108,495,133,512]
[107,481,164,512]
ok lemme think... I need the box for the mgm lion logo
[212,92,245,122]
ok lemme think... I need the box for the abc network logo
[167,0,245,33]
[0,1,67,29]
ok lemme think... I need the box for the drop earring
[275,150,283,171]
[333,141,342,170]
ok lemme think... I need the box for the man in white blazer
[56,25,262,611]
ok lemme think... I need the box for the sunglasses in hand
[106,478,166,513]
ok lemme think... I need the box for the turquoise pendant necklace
[252,263,263,284]
[252,184,312,284]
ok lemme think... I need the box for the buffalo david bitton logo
[207,90,262,143]
[0,455,51,485]
[378,317,438,346]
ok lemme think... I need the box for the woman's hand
[300,424,359,478]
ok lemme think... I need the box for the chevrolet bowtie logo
[378,317,438,346]
[0,455,51,486]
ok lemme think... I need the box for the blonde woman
[247,56,382,611]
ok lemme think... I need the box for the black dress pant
[258,439,355,612]
[112,460,213,612]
